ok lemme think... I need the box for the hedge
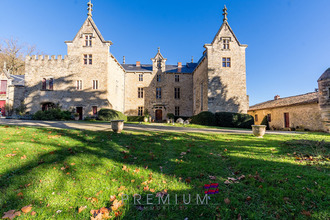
[260,116,270,130]
[191,111,254,128]
[215,112,254,128]
[127,116,145,122]
[191,111,217,126]
[98,109,127,122]
[32,109,72,121]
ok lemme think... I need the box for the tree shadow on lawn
[0,126,329,219]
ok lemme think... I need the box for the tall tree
[0,38,40,75]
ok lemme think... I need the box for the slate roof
[10,75,25,86]
[122,63,198,74]
[318,68,330,81]
[249,92,319,111]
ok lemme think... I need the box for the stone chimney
[274,95,280,100]
[123,56,125,64]
[136,61,141,67]
[178,62,182,68]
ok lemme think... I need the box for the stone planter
[74,116,80,121]
[166,118,171,124]
[111,120,124,133]
[252,125,266,138]
[144,117,148,123]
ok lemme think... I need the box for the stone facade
[4,3,249,120]
[0,66,25,116]
[249,103,325,131]
[318,69,330,132]
[24,16,125,118]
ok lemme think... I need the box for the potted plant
[74,113,80,121]
[144,109,150,123]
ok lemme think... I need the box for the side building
[0,63,25,116]
[248,68,330,132]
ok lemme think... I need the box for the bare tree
[0,37,41,75]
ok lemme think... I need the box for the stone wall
[124,70,193,119]
[205,22,248,114]
[318,78,330,132]
[248,103,326,132]
[192,56,208,115]
[24,17,125,118]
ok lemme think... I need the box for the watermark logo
[204,183,219,194]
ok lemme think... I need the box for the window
[93,80,99,90]
[255,114,258,122]
[175,106,180,116]
[175,75,180,82]
[267,114,272,122]
[223,38,230,49]
[0,80,7,94]
[49,78,54,90]
[156,87,162,99]
[92,106,97,116]
[138,107,143,116]
[200,83,204,111]
[77,80,83,90]
[328,87,330,98]
[42,78,46,90]
[85,35,92,47]
[41,78,54,90]
[157,74,161,82]
[84,54,92,65]
[174,87,180,99]
[222,57,231,67]
[138,87,144,98]
[139,74,143,82]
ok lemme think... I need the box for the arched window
[42,78,46,90]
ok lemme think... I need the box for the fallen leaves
[301,210,311,217]
[2,210,20,220]
[21,205,32,213]
[20,155,27,160]
[5,154,16,158]
[78,206,87,213]
[224,198,231,204]
[224,175,245,184]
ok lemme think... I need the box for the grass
[0,125,329,219]
[125,121,250,131]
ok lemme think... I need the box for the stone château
[1,1,249,120]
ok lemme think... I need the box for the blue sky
[1,0,330,105]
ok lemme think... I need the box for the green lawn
[0,125,329,219]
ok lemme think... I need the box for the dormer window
[85,34,92,47]
[223,38,230,50]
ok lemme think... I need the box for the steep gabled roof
[249,92,319,111]
[10,75,25,86]
[318,68,330,81]
[65,16,112,45]
[211,21,247,47]
[122,63,198,74]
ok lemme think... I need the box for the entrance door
[0,100,5,116]
[155,110,162,121]
[284,113,290,128]
[76,107,83,120]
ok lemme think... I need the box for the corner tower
[194,6,248,114]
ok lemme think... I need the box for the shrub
[32,109,71,121]
[98,109,127,122]
[174,116,190,122]
[127,116,144,122]
[191,111,216,126]
[167,113,175,119]
[215,112,254,128]
[15,101,27,116]
[260,116,270,130]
